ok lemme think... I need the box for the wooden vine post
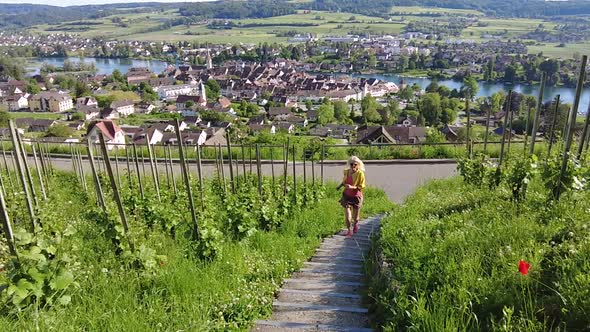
[98,134,134,251]
[174,119,200,241]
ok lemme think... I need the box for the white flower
[573,176,585,190]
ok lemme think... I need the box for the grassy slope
[0,171,394,330]
[25,6,590,57]
[370,177,590,330]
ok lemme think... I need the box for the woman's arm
[356,171,366,191]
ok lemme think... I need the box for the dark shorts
[340,194,363,209]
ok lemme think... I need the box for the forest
[3,0,590,29]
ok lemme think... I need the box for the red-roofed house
[87,120,126,150]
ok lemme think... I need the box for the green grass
[25,6,590,58]
[126,11,405,43]
[370,172,590,330]
[0,167,393,330]
[9,112,62,120]
[30,10,180,39]
[528,42,590,59]
[460,17,556,40]
[390,6,484,16]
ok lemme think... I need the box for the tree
[305,100,313,111]
[0,110,11,127]
[364,108,382,123]
[367,54,377,68]
[291,46,301,61]
[333,100,349,122]
[441,108,457,125]
[504,64,517,83]
[418,93,442,126]
[46,124,74,137]
[539,59,559,76]
[0,57,25,80]
[317,103,335,125]
[399,86,414,101]
[26,79,41,94]
[71,112,85,121]
[205,79,221,99]
[74,80,91,99]
[386,99,401,123]
[398,55,409,72]
[484,56,496,82]
[425,81,439,93]
[361,95,381,123]
[490,91,506,113]
[426,129,447,143]
[138,82,158,102]
[460,76,478,99]
[437,85,451,98]
[111,69,126,84]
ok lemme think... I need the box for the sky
[0,0,212,6]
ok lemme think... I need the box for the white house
[76,96,98,107]
[2,95,28,111]
[110,100,135,117]
[87,120,126,150]
[156,85,195,99]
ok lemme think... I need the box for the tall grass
[369,177,590,331]
[0,166,393,330]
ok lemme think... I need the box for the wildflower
[518,260,530,275]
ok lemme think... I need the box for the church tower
[206,45,213,70]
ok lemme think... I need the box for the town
[1,31,584,152]
[1,1,590,331]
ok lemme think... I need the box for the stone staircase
[252,215,383,332]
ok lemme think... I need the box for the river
[27,57,169,76]
[352,73,590,114]
[26,57,590,114]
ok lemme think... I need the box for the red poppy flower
[518,260,530,275]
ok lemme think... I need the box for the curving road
[8,156,457,203]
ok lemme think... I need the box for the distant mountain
[393,0,590,17]
[0,2,178,28]
[310,0,590,18]
[1,0,590,30]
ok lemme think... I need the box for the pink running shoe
[353,224,359,233]
[346,230,353,237]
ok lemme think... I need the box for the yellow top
[342,169,366,192]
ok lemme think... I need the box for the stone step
[252,320,373,332]
[270,302,370,328]
[304,261,363,271]
[254,214,384,332]
[315,247,368,255]
[293,270,364,283]
[319,243,371,252]
[311,255,365,264]
[324,238,372,245]
[299,267,364,277]
[337,227,378,233]
[322,238,372,245]
[282,279,364,292]
[277,289,363,306]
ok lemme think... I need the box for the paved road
[9,156,457,203]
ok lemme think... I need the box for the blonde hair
[348,156,365,172]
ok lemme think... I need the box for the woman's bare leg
[344,206,352,232]
[352,207,360,231]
